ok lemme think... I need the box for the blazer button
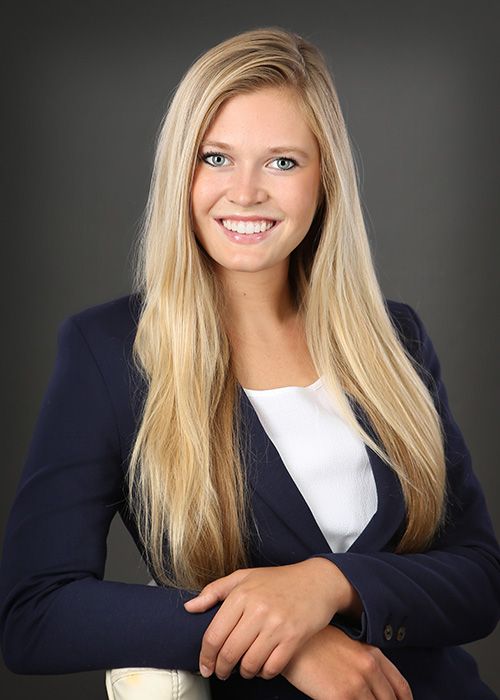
[383,624,393,641]
[397,626,406,641]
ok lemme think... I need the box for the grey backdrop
[1,1,499,698]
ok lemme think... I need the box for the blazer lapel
[239,387,406,557]
[345,396,406,552]
[240,387,331,556]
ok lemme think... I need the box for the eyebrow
[200,141,311,159]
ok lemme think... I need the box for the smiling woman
[0,26,499,700]
[191,87,321,266]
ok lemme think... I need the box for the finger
[228,627,280,680]
[376,652,413,700]
[184,570,249,612]
[199,602,245,676]
[184,591,220,612]
[249,639,293,680]
[213,616,262,680]
[367,664,397,700]
[367,649,412,700]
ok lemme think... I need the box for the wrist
[306,556,363,619]
[282,625,336,684]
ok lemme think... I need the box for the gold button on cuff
[397,626,406,641]
[383,624,393,641]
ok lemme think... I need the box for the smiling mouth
[217,218,278,234]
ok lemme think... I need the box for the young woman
[0,27,499,700]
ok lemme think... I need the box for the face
[190,86,322,275]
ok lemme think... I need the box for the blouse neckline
[242,375,324,395]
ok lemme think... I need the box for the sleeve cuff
[330,610,367,641]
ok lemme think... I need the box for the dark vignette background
[1,1,499,697]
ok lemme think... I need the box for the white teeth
[221,219,276,234]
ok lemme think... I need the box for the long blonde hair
[128,26,447,590]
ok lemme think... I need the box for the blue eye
[271,157,297,171]
[201,152,229,167]
[199,152,298,171]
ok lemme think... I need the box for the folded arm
[314,304,500,649]
[0,317,219,674]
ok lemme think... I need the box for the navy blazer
[0,294,499,699]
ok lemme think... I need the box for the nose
[226,166,268,207]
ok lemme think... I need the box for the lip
[217,215,279,222]
[215,218,281,245]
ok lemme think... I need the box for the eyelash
[199,151,298,171]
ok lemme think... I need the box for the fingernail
[200,664,211,678]
[185,595,202,606]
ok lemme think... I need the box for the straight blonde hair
[127,27,447,591]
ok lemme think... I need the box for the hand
[282,625,413,700]
[183,558,362,681]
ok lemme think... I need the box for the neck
[216,260,297,334]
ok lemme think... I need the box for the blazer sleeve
[0,316,220,675]
[311,303,500,649]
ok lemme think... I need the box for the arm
[181,542,362,681]
[0,317,220,674]
[313,303,500,649]
[281,624,413,700]
[180,303,499,681]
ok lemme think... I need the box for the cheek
[287,176,321,222]
[191,172,222,215]
[306,171,322,215]
[191,180,216,246]
[191,173,208,217]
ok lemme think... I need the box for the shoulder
[386,298,419,331]
[59,292,141,349]
[57,293,424,364]
[59,293,423,345]
[386,296,422,347]
[55,294,146,427]
[55,294,143,399]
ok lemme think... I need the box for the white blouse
[242,376,377,553]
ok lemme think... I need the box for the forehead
[202,87,317,151]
